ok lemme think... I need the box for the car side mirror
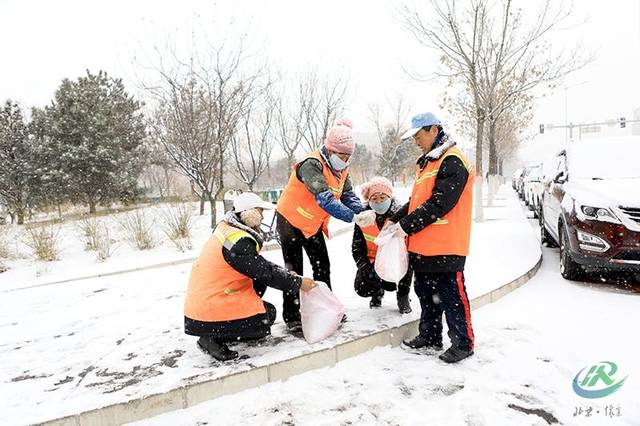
[554,171,566,183]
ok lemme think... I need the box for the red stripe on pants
[456,271,475,351]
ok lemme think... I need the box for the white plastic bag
[373,232,409,283]
[299,281,345,344]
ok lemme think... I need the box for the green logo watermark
[573,361,628,399]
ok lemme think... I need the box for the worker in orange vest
[382,112,475,364]
[352,176,412,313]
[184,192,316,361]
[276,119,377,333]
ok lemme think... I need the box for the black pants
[354,265,412,298]
[184,281,276,342]
[413,271,475,351]
[276,212,331,324]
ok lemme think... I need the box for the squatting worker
[184,192,316,361]
[383,112,476,364]
[352,176,413,314]
[275,118,377,333]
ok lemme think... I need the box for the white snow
[0,186,541,425]
[133,248,640,426]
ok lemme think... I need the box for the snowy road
[135,219,640,426]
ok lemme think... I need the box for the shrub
[161,204,194,252]
[77,217,101,251]
[23,225,60,261]
[95,225,114,262]
[118,210,156,250]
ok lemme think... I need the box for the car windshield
[526,166,541,180]
[569,139,640,180]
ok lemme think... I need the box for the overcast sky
[1,0,639,140]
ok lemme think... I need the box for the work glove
[354,210,376,227]
[380,222,407,239]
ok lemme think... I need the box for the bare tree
[300,71,349,153]
[402,0,490,221]
[229,90,275,190]
[368,96,416,184]
[402,0,591,221]
[272,76,312,170]
[145,41,258,227]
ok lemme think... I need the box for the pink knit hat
[360,176,393,201]
[324,118,355,154]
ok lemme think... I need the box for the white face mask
[370,198,391,214]
[329,153,349,171]
[239,208,263,229]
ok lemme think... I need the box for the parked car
[516,165,532,199]
[540,137,640,280]
[523,163,543,217]
[512,168,524,191]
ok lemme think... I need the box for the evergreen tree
[46,70,147,213]
[0,100,33,224]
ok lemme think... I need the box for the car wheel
[559,225,583,280]
[539,211,558,247]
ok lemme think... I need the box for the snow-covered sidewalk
[0,186,540,425]
[137,245,640,426]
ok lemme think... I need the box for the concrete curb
[6,228,354,294]
[40,255,543,426]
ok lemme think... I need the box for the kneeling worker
[184,192,316,361]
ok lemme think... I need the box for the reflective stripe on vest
[184,222,265,322]
[360,218,388,262]
[407,146,474,257]
[276,150,349,238]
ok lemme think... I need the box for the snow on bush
[117,210,156,251]
[22,225,60,261]
[77,217,102,251]
[161,203,194,252]
[94,224,115,262]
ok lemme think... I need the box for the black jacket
[352,198,402,271]
[221,219,302,293]
[391,138,470,273]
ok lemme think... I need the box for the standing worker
[184,192,316,361]
[352,176,412,313]
[276,119,376,333]
[383,112,475,364]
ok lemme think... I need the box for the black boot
[369,288,384,308]
[402,334,443,351]
[439,346,474,363]
[396,293,412,314]
[197,336,239,361]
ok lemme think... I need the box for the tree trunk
[206,191,217,228]
[199,196,206,215]
[474,111,485,223]
[486,119,497,208]
[57,203,63,220]
[16,209,25,225]
[89,200,96,214]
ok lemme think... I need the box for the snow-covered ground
[134,236,640,426]
[0,186,541,425]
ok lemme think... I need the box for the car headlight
[575,202,621,224]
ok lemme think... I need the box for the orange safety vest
[184,222,266,322]
[359,218,389,262]
[407,146,475,257]
[276,150,349,238]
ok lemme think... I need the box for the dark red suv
[539,138,640,280]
